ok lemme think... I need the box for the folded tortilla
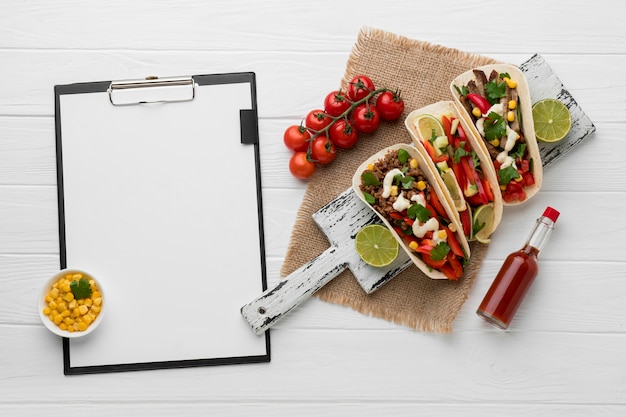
[404,100,503,241]
[449,64,543,205]
[352,143,470,280]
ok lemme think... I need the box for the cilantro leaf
[498,165,521,185]
[398,174,415,189]
[430,242,450,261]
[70,278,93,300]
[454,85,469,96]
[453,146,470,163]
[363,191,375,205]
[398,148,410,164]
[510,143,527,160]
[361,171,380,186]
[473,219,486,235]
[471,150,481,169]
[484,112,507,142]
[499,72,511,80]
[408,203,431,223]
[485,78,507,104]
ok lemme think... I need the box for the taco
[405,101,503,243]
[450,64,542,205]
[352,143,470,281]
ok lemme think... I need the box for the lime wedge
[441,169,466,212]
[472,203,495,244]
[412,114,445,142]
[355,224,399,267]
[532,98,571,143]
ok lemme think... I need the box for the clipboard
[54,72,270,374]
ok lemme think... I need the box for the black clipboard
[54,73,270,374]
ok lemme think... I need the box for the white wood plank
[0,51,617,121]
[1,0,623,54]
[0,404,623,417]
[1,326,625,404]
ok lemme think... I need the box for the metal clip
[108,76,195,106]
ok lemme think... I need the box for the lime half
[472,203,496,244]
[355,224,399,267]
[441,169,466,212]
[412,114,445,142]
[532,98,571,143]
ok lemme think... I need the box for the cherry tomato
[324,90,351,117]
[376,90,405,121]
[347,75,375,102]
[310,135,336,165]
[289,151,315,179]
[305,109,332,132]
[352,104,381,133]
[329,120,359,149]
[283,124,311,152]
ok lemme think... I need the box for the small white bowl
[38,268,105,338]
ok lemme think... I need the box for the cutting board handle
[241,247,346,335]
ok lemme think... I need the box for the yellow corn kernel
[63,292,75,302]
[59,282,71,293]
[77,299,84,305]
[448,223,458,233]
[409,158,418,169]
[72,308,80,318]
[68,300,77,310]
[416,180,427,191]
[408,241,419,251]
[53,314,63,325]
[472,106,482,118]
[390,185,398,197]
[506,78,517,89]
[438,229,448,240]
[63,317,74,326]
[61,309,71,318]
[56,302,67,313]
[490,139,500,147]
[78,305,89,315]
[91,305,101,314]
[507,111,515,122]
[72,273,82,280]
[50,288,60,299]
[77,322,88,331]
[92,291,101,299]
[515,176,524,182]
[500,184,507,190]
[508,100,517,110]
[84,298,93,307]
[42,307,51,315]
[82,314,93,325]
[59,323,68,331]
[48,300,58,310]
[45,295,53,303]
[93,297,102,307]
[67,325,75,333]
[367,163,374,171]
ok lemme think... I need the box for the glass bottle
[476,207,560,329]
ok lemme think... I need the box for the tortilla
[352,143,470,280]
[449,64,543,205]
[404,100,503,241]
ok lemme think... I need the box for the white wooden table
[1,1,624,415]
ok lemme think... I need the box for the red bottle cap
[542,206,560,223]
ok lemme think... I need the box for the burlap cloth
[280,27,500,333]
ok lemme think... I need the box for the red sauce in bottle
[476,207,559,329]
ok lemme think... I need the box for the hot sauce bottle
[476,207,560,329]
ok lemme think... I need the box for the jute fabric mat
[280,28,499,333]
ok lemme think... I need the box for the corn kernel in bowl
[38,269,105,338]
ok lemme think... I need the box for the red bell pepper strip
[468,157,489,205]
[422,138,449,163]
[459,208,472,238]
[441,115,455,145]
[443,225,465,259]
[427,192,448,221]
[482,177,494,202]
[446,252,464,279]
[440,263,459,281]
[421,253,447,269]
[467,93,491,115]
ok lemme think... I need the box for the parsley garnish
[484,112,507,142]
[485,78,507,104]
[70,278,93,300]
[398,148,410,164]
[498,165,521,185]
[397,174,415,189]
[510,143,527,160]
[453,145,470,163]
[430,242,450,261]
[363,191,375,205]
[408,203,431,223]
[361,171,380,186]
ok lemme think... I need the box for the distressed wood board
[520,53,596,167]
